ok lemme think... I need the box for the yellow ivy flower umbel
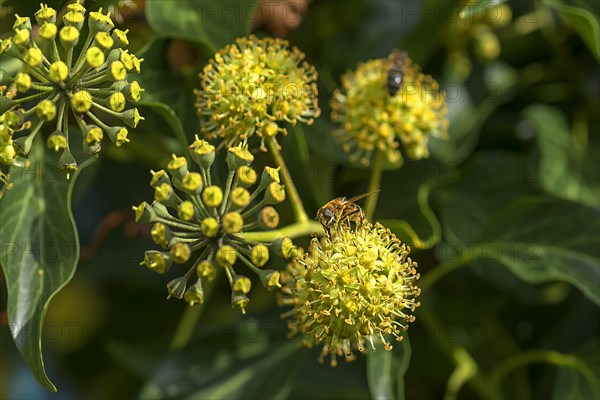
[195,35,320,151]
[331,51,448,166]
[0,2,144,176]
[133,137,298,313]
[279,221,421,366]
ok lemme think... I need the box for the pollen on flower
[194,35,320,151]
[330,51,448,166]
[279,221,421,366]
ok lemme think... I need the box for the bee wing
[345,190,381,204]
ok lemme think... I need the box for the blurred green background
[1,0,599,399]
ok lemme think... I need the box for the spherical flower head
[195,35,320,150]
[0,6,144,176]
[133,147,291,311]
[331,51,448,166]
[280,221,421,366]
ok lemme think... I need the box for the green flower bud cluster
[0,2,144,176]
[330,51,448,166]
[194,35,320,151]
[133,137,298,313]
[446,3,511,79]
[279,221,420,366]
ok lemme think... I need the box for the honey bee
[316,191,380,231]
[386,50,408,97]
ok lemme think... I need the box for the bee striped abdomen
[386,50,407,97]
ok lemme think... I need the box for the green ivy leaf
[139,318,301,400]
[0,139,93,391]
[145,0,259,52]
[544,0,600,61]
[458,0,509,20]
[553,339,600,399]
[135,38,199,149]
[478,196,600,305]
[525,104,600,209]
[367,337,412,400]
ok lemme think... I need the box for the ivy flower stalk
[0,2,144,176]
[279,221,421,366]
[133,137,301,313]
[194,35,320,151]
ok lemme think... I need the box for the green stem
[364,151,384,221]
[488,350,600,398]
[236,219,323,242]
[169,273,219,350]
[418,304,496,400]
[266,137,309,223]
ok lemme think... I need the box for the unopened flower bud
[259,270,281,290]
[216,245,237,266]
[120,50,134,70]
[201,217,219,237]
[154,182,176,206]
[170,242,191,264]
[166,276,188,299]
[260,166,281,187]
[196,260,216,281]
[167,154,188,180]
[127,81,144,102]
[182,172,203,194]
[230,187,250,208]
[226,145,254,170]
[232,275,252,294]
[49,61,69,82]
[264,182,286,204]
[237,166,257,187]
[14,73,31,93]
[58,149,78,177]
[110,61,127,81]
[88,8,114,33]
[184,280,204,306]
[112,28,129,47]
[12,29,30,46]
[231,292,249,313]
[222,212,243,233]
[151,222,172,249]
[13,15,31,31]
[36,100,56,121]
[71,90,92,113]
[202,185,223,208]
[47,131,67,152]
[132,201,157,223]
[188,136,215,169]
[118,107,143,128]
[150,169,170,188]
[86,46,105,68]
[106,126,129,146]
[258,206,279,229]
[63,10,84,30]
[39,22,57,40]
[177,201,196,221]
[91,33,111,52]
[84,125,103,145]
[35,4,57,25]
[142,250,172,274]
[24,48,42,67]
[59,25,80,48]
[251,244,269,267]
